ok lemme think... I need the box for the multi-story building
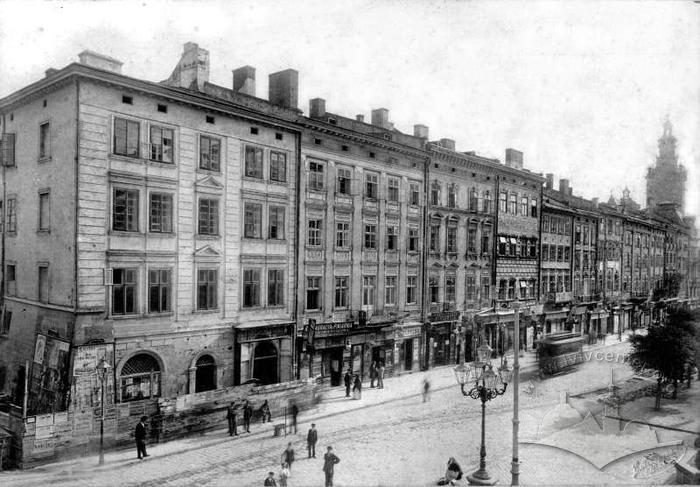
[296,100,428,384]
[425,140,496,365]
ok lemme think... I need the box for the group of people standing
[344,361,386,399]
[226,399,257,436]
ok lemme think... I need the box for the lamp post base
[467,469,498,486]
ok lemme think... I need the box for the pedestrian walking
[264,471,277,486]
[290,403,299,434]
[279,463,290,487]
[307,423,318,458]
[227,402,238,436]
[135,415,149,459]
[344,369,352,397]
[369,361,377,388]
[322,446,340,487]
[352,374,362,400]
[378,362,385,389]
[281,442,295,471]
[243,400,253,433]
[422,376,431,402]
[261,399,272,423]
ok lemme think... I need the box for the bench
[273,423,286,437]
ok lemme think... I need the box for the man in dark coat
[243,400,253,433]
[281,441,295,471]
[369,361,377,388]
[377,361,385,389]
[226,402,238,436]
[264,471,277,486]
[306,423,318,458]
[344,370,352,397]
[290,403,299,433]
[135,415,149,459]
[323,445,340,487]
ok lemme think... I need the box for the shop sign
[236,323,294,343]
[394,326,421,340]
[310,321,353,339]
[429,311,460,323]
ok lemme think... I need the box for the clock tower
[646,118,687,213]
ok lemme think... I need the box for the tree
[629,308,696,410]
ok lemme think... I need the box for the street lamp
[96,358,111,466]
[454,343,512,485]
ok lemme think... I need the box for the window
[337,168,351,194]
[388,177,400,202]
[445,275,456,302]
[430,224,440,252]
[429,276,439,304]
[199,135,220,171]
[481,229,491,255]
[198,198,219,236]
[114,118,140,158]
[483,191,491,213]
[498,236,507,256]
[508,279,516,300]
[308,161,324,190]
[529,239,537,258]
[149,126,173,163]
[306,276,321,310]
[250,127,259,135]
[242,203,262,239]
[308,219,322,247]
[39,122,50,159]
[365,172,378,199]
[467,225,477,253]
[385,276,397,305]
[335,221,350,248]
[509,194,517,214]
[197,269,218,310]
[149,193,173,233]
[520,280,528,299]
[148,269,171,313]
[0,310,11,336]
[543,216,550,233]
[583,225,589,245]
[157,104,168,113]
[408,227,419,252]
[268,206,285,240]
[410,182,420,205]
[122,95,133,105]
[386,226,398,250]
[362,276,376,306]
[112,268,137,315]
[447,226,457,253]
[431,182,441,206]
[119,354,161,402]
[531,199,538,217]
[38,266,49,303]
[6,264,16,296]
[481,276,490,303]
[113,189,139,232]
[499,192,507,212]
[406,275,418,304]
[498,279,507,300]
[245,146,263,179]
[520,196,528,216]
[206,115,215,124]
[564,247,570,261]
[542,244,549,261]
[335,276,349,308]
[448,185,457,208]
[243,269,261,307]
[38,192,50,231]
[267,270,284,306]
[364,224,377,249]
[575,225,581,244]
[466,274,476,301]
[469,188,478,211]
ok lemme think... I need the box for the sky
[1,0,698,218]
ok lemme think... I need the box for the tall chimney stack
[559,178,570,195]
[439,138,455,151]
[371,108,390,129]
[163,42,209,91]
[233,66,256,96]
[414,124,429,139]
[545,173,554,189]
[268,69,299,109]
[310,98,326,118]
[505,148,524,169]
[356,114,365,123]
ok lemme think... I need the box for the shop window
[120,354,161,402]
[195,355,217,393]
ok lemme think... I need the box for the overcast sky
[1,0,698,218]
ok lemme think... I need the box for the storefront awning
[544,309,570,321]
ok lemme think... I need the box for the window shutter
[2,133,16,167]
[104,268,113,286]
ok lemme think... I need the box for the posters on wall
[29,334,71,415]
[71,343,115,414]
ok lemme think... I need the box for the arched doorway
[252,341,278,385]
[119,353,161,402]
[195,355,217,392]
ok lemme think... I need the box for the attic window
[314,138,322,145]
[383,133,392,141]
[369,152,376,159]
[275,133,283,140]
[341,145,349,152]
[157,104,168,113]
[250,127,259,135]
[206,115,215,124]
[43,99,47,108]
[122,95,133,105]
[328,118,337,125]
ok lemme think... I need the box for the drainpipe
[293,129,302,380]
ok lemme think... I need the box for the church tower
[646,118,687,213]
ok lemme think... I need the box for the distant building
[646,119,687,212]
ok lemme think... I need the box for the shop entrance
[324,348,344,387]
[252,340,278,385]
[403,339,413,371]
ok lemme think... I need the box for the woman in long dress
[352,374,362,399]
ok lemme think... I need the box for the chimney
[439,138,455,151]
[163,42,209,91]
[414,124,429,139]
[356,114,365,123]
[45,68,58,78]
[568,187,573,196]
[78,50,123,74]
[505,148,523,169]
[545,173,554,190]
[592,198,599,207]
[309,98,326,118]
[371,108,390,129]
[559,178,570,195]
[268,69,299,109]
[233,65,255,96]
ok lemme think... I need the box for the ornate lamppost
[96,358,111,466]
[454,343,513,485]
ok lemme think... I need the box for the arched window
[120,353,161,402]
[195,355,217,393]
[252,341,279,385]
